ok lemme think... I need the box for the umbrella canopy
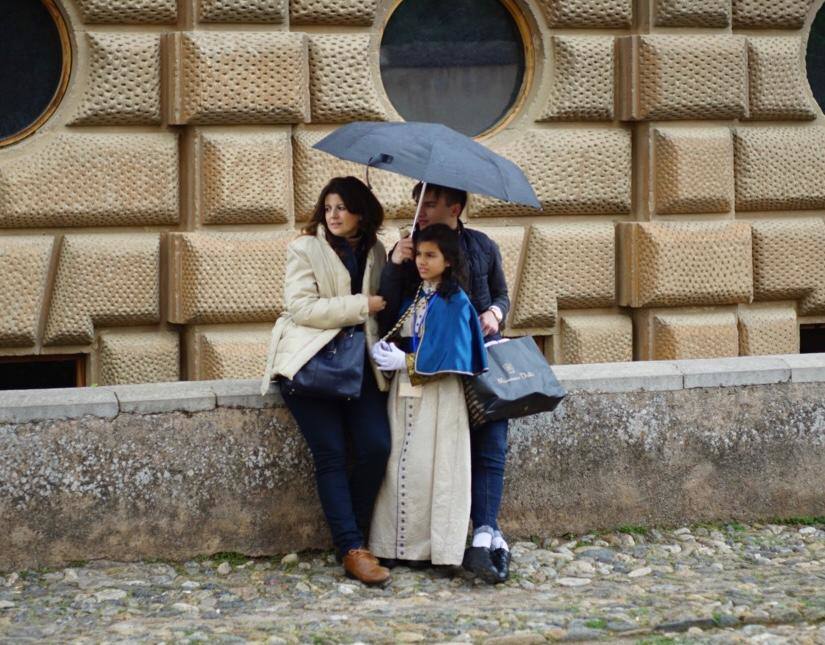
[313,121,541,209]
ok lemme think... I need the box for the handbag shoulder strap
[381,283,423,342]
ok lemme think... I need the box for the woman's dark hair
[415,224,468,300]
[303,176,384,251]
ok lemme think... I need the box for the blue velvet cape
[405,288,488,377]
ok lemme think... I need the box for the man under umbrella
[378,182,512,584]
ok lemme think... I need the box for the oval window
[379,0,529,138]
[808,3,825,113]
[0,0,71,148]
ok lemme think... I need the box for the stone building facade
[1,0,824,386]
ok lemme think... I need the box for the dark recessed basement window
[0,355,85,390]
[800,325,825,354]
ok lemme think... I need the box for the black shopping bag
[464,336,567,427]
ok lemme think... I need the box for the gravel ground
[2,522,825,644]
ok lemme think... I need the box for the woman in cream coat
[260,176,392,585]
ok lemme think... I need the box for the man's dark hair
[412,182,468,214]
[415,223,468,300]
[304,176,384,251]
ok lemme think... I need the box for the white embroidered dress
[369,283,472,565]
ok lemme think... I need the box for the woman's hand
[371,341,407,371]
[368,295,387,314]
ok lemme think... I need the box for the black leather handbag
[464,336,567,427]
[283,327,365,400]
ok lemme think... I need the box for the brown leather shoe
[342,548,391,586]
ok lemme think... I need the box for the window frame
[0,0,73,149]
[379,0,535,140]
[0,353,87,390]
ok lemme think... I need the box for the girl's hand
[371,341,407,371]
[368,295,387,314]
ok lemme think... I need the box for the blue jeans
[470,418,509,531]
[280,365,391,556]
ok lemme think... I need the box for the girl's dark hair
[415,224,468,300]
[303,176,384,250]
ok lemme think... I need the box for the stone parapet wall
[2,354,825,572]
[1,0,824,382]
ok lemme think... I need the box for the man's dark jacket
[378,222,510,339]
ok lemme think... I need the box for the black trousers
[280,365,391,556]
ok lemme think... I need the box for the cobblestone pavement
[2,522,825,644]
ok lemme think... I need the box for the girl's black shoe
[491,548,511,582]
[461,547,500,584]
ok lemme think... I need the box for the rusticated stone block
[76,0,177,23]
[654,0,730,26]
[539,0,632,27]
[170,32,309,125]
[511,224,615,332]
[652,127,734,215]
[621,35,748,121]
[618,222,753,308]
[44,235,160,347]
[472,129,631,217]
[734,128,825,212]
[558,313,633,364]
[0,236,55,347]
[750,218,825,315]
[70,33,162,126]
[746,37,816,121]
[191,328,269,380]
[97,331,180,386]
[292,127,414,221]
[196,129,292,225]
[377,227,404,257]
[309,34,389,123]
[290,0,379,25]
[0,134,178,228]
[732,0,816,28]
[169,232,296,325]
[538,36,615,122]
[472,226,527,325]
[643,310,739,360]
[737,305,799,356]
[199,0,286,22]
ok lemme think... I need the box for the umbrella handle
[411,181,427,234]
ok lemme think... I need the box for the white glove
[371,340,407,371]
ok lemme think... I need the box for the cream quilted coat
[260,227,388,396]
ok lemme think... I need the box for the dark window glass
[380,0,526,137]
[807,5,825,113]
[801,324,825,354]
[0,0,64,142]
[0,356,82,391]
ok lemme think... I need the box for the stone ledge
[764,354,825,384]
[678,356,790,389]
[552,360,683,393]
[104,382,216,415]
[0,388,118,424]
[207,380,282,409]
[4,379,825,572]
[2,354,825,421]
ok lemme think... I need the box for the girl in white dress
[369,224,487,566]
